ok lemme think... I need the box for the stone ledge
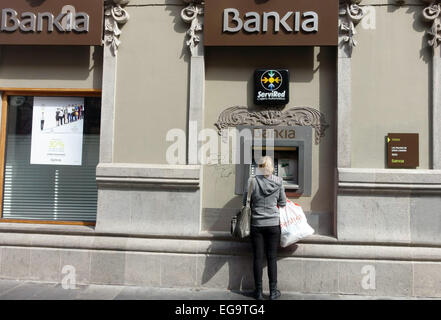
[0,223,95,235]
[97,163,201,179]
[338,168,441,190]
[339,182,441,192]
[2,232,441,262]
[96,163,201,188]
[0,223,335,243]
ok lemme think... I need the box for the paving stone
[0,280,23,294]
[75,284,124,300]
[26,283,89,300]
[0,279,439,300]
[0,282,56,300]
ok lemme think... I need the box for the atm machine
[235,126,312,197]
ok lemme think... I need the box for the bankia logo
[0,6,90,33]
[260,70,283,92]
[0,0,104,46]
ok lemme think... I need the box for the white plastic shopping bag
[279,199,314,247]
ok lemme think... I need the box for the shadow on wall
[396,3,433,169]
[26,0,46,6]
[201,242,254,292]
[91,46,104,89]
[164,0,191,63]
[310,46,337,235]
[387,2,432,64]
[200,239,298,293]
[202,199,242,232]
[164,0,193,141]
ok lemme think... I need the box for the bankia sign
[204,0,339,46]
[0,0,104,45]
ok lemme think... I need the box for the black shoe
[254,283,264,300]
[254,289,264,300]
[269,283,281,300]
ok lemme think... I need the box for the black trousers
[250,225,281,287]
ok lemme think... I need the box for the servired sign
[254,69,290,106]
[0,0,103,45]
[204,0,339,46]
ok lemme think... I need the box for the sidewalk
[0,279,433,300]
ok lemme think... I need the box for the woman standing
[243,156,286,300]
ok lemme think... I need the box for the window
[0,89,101,225]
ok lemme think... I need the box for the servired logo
[254,69,290,106]
[261,70,283,92]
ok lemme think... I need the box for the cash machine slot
[235,126,312,197]
[251,146,299,190]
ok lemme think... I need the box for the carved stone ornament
[104,0,131,55]
[421,0,441,48]
[339,0,366,55]
[181,0,204,56]
[215,107,329,145]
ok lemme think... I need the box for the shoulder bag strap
[246,176,255,208]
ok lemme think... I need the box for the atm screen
[278,159,295,180]
[251,146,298,188]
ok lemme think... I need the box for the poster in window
[30,97,85,166]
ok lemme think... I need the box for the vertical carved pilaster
[181,0,204,56]
[337,1,365,169]
[420,1,441,168]
[104,0,131,56]
[421,0,441,48]
[181,1,205,164]
[339,0,366,57]
[100,0,131,164]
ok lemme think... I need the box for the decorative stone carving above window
[421,0,441,48]
[339,0,366,56]
[215,106,329,145]
[181,0,204,56]
[104,0,131,56]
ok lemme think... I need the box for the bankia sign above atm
[204,0,339,46]
[0,0,103,45]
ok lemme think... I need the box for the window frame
[0,88,102,226]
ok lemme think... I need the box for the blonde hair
[257,156,274,176]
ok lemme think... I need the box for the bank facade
[0,0,440,298]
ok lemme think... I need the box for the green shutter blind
[2,135,99,222]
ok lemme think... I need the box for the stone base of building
[0,228,440,298]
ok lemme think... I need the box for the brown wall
[0,45,102,89]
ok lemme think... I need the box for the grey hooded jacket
[243,175,287,227]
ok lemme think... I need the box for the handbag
[279,199,314,247]
[231,177,255,239]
